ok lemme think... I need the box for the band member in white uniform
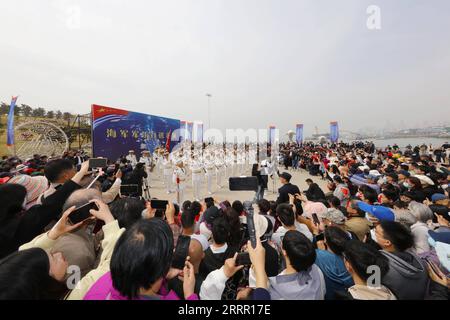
[162,153,174,194]
[205,154,216,195]
[233,150,239,176]
[126,150,138,168]
[190,156,204,201]
[225,153,233,178]
[173,161,187,205]
[139,150,153,188]
[215,156,225,189]
[152,149,161,180]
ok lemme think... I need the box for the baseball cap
[357,201,395,221]
[323,208,346,225]
[369,170,382,177]
[431,193,448,202]
[398,170,411,177]
[428,230,450,245]
[12,164,28,174]
[204,206,221,226]
[253,213,269,238]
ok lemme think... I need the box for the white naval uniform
[152,152,161,178]
[216,159,225,188]
[225,156,232,178]
[126,154,138,168]
[162,159,174,193]
[191,161,204,201]
[205,160,216,195]
[173,166,187,205]
[232,154,238,177]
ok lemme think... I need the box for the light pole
[206,93,212,130]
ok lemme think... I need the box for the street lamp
[206,93,212,130]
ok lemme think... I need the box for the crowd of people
[0,140,449,300]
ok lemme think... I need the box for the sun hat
[323,208,346,225]
[8,175,49,204]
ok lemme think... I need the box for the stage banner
[330,121,339,143]
[196,123,203,143]
[269,125,277,144]
[180,121,187,142]
[6,96,18,146]
[91,104,180,160]
[296,124,304,144]
[187,122,194,142]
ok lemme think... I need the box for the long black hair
[0,184,27,224]
[110,219,174,299]
[0,248,66,300]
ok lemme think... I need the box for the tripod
[142,177,151,200]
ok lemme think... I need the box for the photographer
[252,162,268,202]
[122,162,147,198]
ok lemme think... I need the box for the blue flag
[187,122,194,142]
[296,124,304,144]
[269,126,276,144]
[330,121,339,143]
[7,96,18,146]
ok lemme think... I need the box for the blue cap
[357,202,395,221]
[398,170,411,177]
[431,193,448,202]
[428,230,450,245]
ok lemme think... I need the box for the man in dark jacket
[122,162,147,197]
[276,172,300,205]
[304,178,326,201]
[374,221,430,300]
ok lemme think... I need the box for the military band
[122,142,277,204]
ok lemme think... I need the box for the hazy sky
[1,0,450,136]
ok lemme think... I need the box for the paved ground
[144,166,329,203]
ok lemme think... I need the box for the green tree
[0,102,8,115]
[32,107,46,117]
[21,104,33,117]
[13,104,22,116]
[46,110,55,119]
[56,110,63,119]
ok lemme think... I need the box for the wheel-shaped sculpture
[14,121,69,159]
